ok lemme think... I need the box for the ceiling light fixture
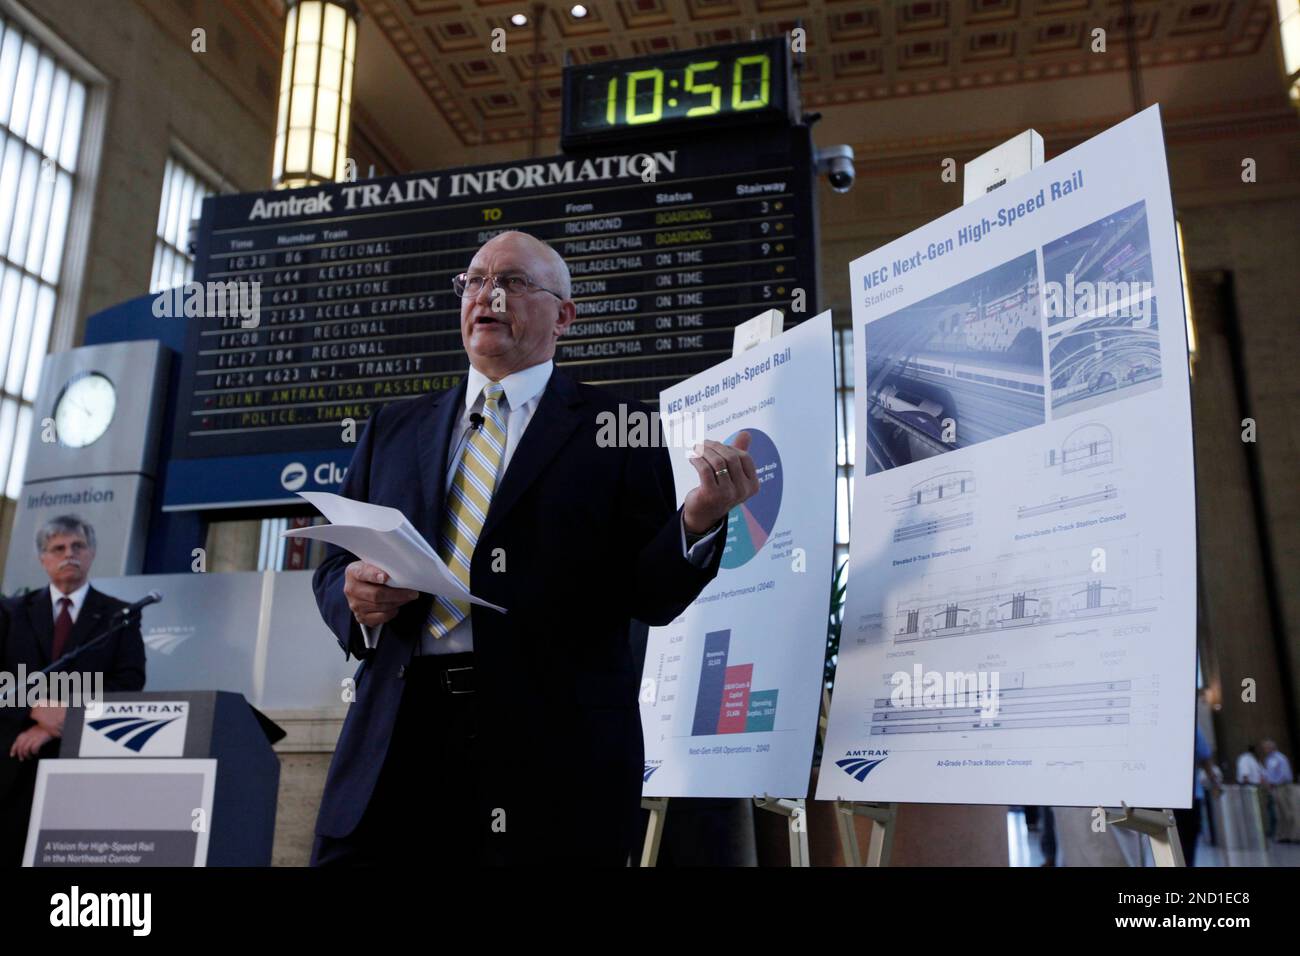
[1279,0,1300,107]
[272,0,359,189]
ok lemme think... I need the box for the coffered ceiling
[352,0,1275,148]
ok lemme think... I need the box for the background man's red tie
[51,597,72,660]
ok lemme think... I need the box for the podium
[23,691,284,867]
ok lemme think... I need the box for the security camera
[815,144,856,193]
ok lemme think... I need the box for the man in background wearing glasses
[310,230,759,866]
[0,515,146,865]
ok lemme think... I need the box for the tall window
[257,515,317,571]
[0,13,88,499]
[1281,0,1300,105]
[150,153,217,292]
[257,516,289,571]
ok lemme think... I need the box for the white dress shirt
[361,360,722,654]
[49,580,91,624]
[1236,752,1265,785]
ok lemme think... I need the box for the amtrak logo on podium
[77,701,190,757]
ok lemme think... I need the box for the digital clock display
[562,39,792,147]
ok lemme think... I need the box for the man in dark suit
[0,515,146,865]
[311,230,759,866]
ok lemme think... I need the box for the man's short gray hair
[36,515,96,554]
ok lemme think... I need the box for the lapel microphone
[469,412,484,430]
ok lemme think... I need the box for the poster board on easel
[819,106,1196,867]
[639,309,836,866]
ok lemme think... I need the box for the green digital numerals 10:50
[603,55,772,127]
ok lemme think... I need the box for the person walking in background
[1260,739,1294,786]
[1259,738,1295,841]
[1174,725,1219,865]
[1236,744,1264,785]
[1198,760,1224,847]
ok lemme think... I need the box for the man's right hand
[10,725,54,760]
[344,561,420,628]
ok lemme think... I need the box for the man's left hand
[29,704,66,737]
[683,431,761,534]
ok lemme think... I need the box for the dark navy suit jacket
[311,367,723,861]
[0,586,146,799]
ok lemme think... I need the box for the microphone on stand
[112,591,163,618]
[0,592,164,708]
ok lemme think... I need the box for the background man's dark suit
[312,367,724,864]
[0,586,146,864]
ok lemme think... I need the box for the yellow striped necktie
[426,381,507,640]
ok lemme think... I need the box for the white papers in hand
[282,491,506,613]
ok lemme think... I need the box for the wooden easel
[640,796,670,866]
[831,799,1185,867]
[1108,803,1185,867]
[641,309,816,868]
[817,684,898,867]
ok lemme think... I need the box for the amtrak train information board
[164,126,817,509]
[818,106,1198,809]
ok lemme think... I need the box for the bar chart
[689,629,780,735]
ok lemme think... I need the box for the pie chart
[721,427,782,569]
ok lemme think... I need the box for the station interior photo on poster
[0,0,1297,934]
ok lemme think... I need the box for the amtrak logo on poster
[836,750,889,782]
[78,701,189,757]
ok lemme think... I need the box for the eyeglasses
[453,272,564,301]
[43,541,89,556]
